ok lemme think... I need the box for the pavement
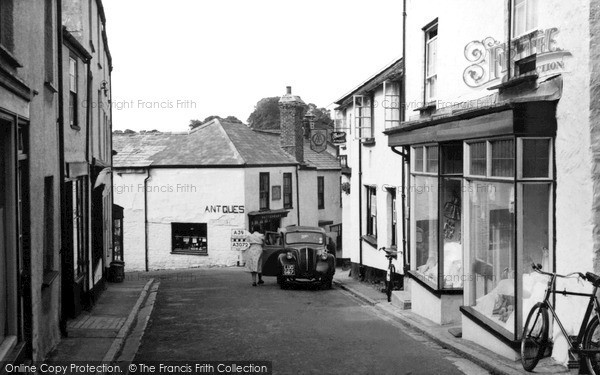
[45,275,159,365]
[42,267,573,375]
[332,267,573,375]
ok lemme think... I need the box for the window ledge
[413,101,436,112]
[44,81,58,93]
[42,270,60,289]
[0,44,22,68]
[487,73,538,91]
[171,250,208,256]
[361,235,377,248]
[361,138,376,146]
[406,270,463,296]
[460,306,519,349]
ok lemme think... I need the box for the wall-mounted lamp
[100,80,109,96]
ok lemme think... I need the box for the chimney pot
[286,86,292,95]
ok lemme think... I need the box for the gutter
[358,138,363,278]
[144,169,150,272]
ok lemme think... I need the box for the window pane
[526,0,538,32]
[491,139,515,177]
[469,182,515,333]
[442,143,463,175]
[521,183,550,335]
[427,38,437,77]
[414,147,424,172]
[514,1,526,35]
[441,178,463,288]
[522,139,549,178]
[469,142,486,176]
[414,175,438,287]
[426,145,438,173]
[426,75,437,100]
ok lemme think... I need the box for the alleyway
[132,268,488,375]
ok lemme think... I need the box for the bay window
[463,137,553,339]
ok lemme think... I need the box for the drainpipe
[391,146,409,272]
[507,0,512,79]
[295,165,300,225]
[57,0,68,337]
[144,169,150,272]
[358,138,364,279]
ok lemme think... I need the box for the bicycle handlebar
[531,263,586,281]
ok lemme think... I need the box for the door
[261,231,283,276]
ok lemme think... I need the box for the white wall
[114,168,246,271]
[337,84,405,272]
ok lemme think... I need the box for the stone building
[113,88,341,271]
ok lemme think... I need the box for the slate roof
[113,119,340,170]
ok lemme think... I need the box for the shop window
[469,142,487,176]
[259,172,269,210]
[425,23,438,102]
[521,138,550,178]
[413,175,438,286]
[512,0,538,37]
[414,146,424,172]
[383,81,402,129]
[283,173,292,209]
[464,137,553,339]
[353,95,373,139]
[317,176,324,210]
[491,139,515,177]
[366,186,377,238]
[171,223,207,255]
[426,145,439,173]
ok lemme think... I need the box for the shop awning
[247,209,290,220]
[385,75,562,147]
[386,101,557,147]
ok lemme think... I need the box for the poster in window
[272,185,281,200]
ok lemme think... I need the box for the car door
[261,231,282,276]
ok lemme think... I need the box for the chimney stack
[279,86,306,163]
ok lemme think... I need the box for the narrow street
[133,268,488,375]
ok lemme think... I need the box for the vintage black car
[261,226,335,289]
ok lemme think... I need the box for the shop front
[386,96,557,356]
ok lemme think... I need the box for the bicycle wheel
[521,303,549,372]
[583,316,600,375]
[386,264,396,302]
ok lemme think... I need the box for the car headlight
[286,252,293,260]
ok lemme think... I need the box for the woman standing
[245,225,265,286]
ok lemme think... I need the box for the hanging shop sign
[463,27,572,88]
[330,131,347,144]
[310,129,328,153]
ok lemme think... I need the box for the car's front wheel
[277,275,288,289]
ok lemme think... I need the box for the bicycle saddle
[586,272,600,287]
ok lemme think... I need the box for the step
[391,290,411,310]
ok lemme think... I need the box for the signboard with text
[231,229,249,251]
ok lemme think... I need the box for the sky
[103,0,403,132]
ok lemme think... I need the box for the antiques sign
[310,129,328,153]
[231,229,249,251]
[463,27,572,88]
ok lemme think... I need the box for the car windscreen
[285,232,324,245]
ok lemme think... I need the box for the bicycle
[379,247,399,302]
[521,263,600,373]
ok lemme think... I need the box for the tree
[247,97,334,130]
[247,97,281,130]
[189,115,244,129]
[123,129,136,134]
